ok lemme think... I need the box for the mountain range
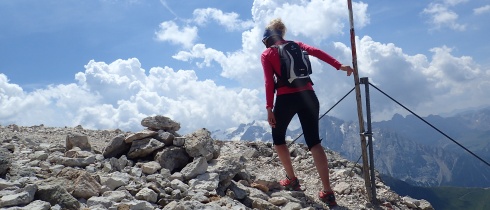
[212,106,490,188]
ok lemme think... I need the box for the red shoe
[319,190,337,207]
[279,176,301,191]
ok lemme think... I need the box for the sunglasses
[262,37,268,45]
[262,29,280,46]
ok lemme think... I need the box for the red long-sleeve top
[261,40,343,109]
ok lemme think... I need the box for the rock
[173,137,185,147]
[141,115,181,132]
[227,181,248,200]
[127,138,165,159]
[19,200,51,210]
[0,184,37,208]
[188,172,220,192]
[207,155,245,188]
[87,196,114,208]
[35,183,80,210]
[334,182,352,194]
[252,197,281,210]
[64,147,93,158]
[65,133,91,151]
[102,134,131,159]
[60,155,95,167]
[154,146,189,172]
[141,161,161,175]
[184,128,216,161]
[29,151,49,161]
[251,182,269,193]
[419,199,435,210]
[100,172,130,191]
[124,130,158,144]
[156,130,175,146]
[268,196,288,206]
[0,148,12,178]
[101,190,131,202]
[282,201,303,210]
[71,170,101,199]
[135,187,158,203]
[109,155,129,172]
[180,156,208,180]
[0,179,18,190]
[119,200,154,210]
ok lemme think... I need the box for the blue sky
[1,0,489,134]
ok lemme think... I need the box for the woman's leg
[272,94,297,178]
[275,144,295,179]
[310,143,333,192]
[296,91,332,192]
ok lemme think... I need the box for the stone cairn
[0,115,434,210]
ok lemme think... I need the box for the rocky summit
[0,115,433,210]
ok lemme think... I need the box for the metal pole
[346,0,373,202]
[361,77,377,204]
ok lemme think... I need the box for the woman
[260,18,354,208]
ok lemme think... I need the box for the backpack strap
[270,43,286,89]
[275,77,287,89]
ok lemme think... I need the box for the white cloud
[172,44,226,68]
[155,21,198,48]
[351,36,433,119]
[427,46,481,83]
[171,0,370,88]
[474,5,490,15]
[423,3,466,31]
[252,0,369,44]
[0,78,101,127]
[351,36,489,121]
[1,58,262,134]
[193,8,254,31]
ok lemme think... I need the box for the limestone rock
[0,117,435,210]
[141,115,180,132]
[35,183,80,210]
[102,134,131,159]
[0,148,12,178]
[127,138,164,159]
[184,128,216,161]
[65,132,91,151]
[124,130,158,144]
[154,146,189,172]
[0,184,37,208]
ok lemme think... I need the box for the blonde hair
[266,18,287,38]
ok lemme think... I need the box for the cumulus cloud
[350,36,489,120]
[155,21,198,48]
[172,44,226,68]
[193,8,254,31]
[422,3,466,31]
[252,0,369,44]
[1,58,262,134]
[171,0,370,88]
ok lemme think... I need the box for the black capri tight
[272,90,321,150]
